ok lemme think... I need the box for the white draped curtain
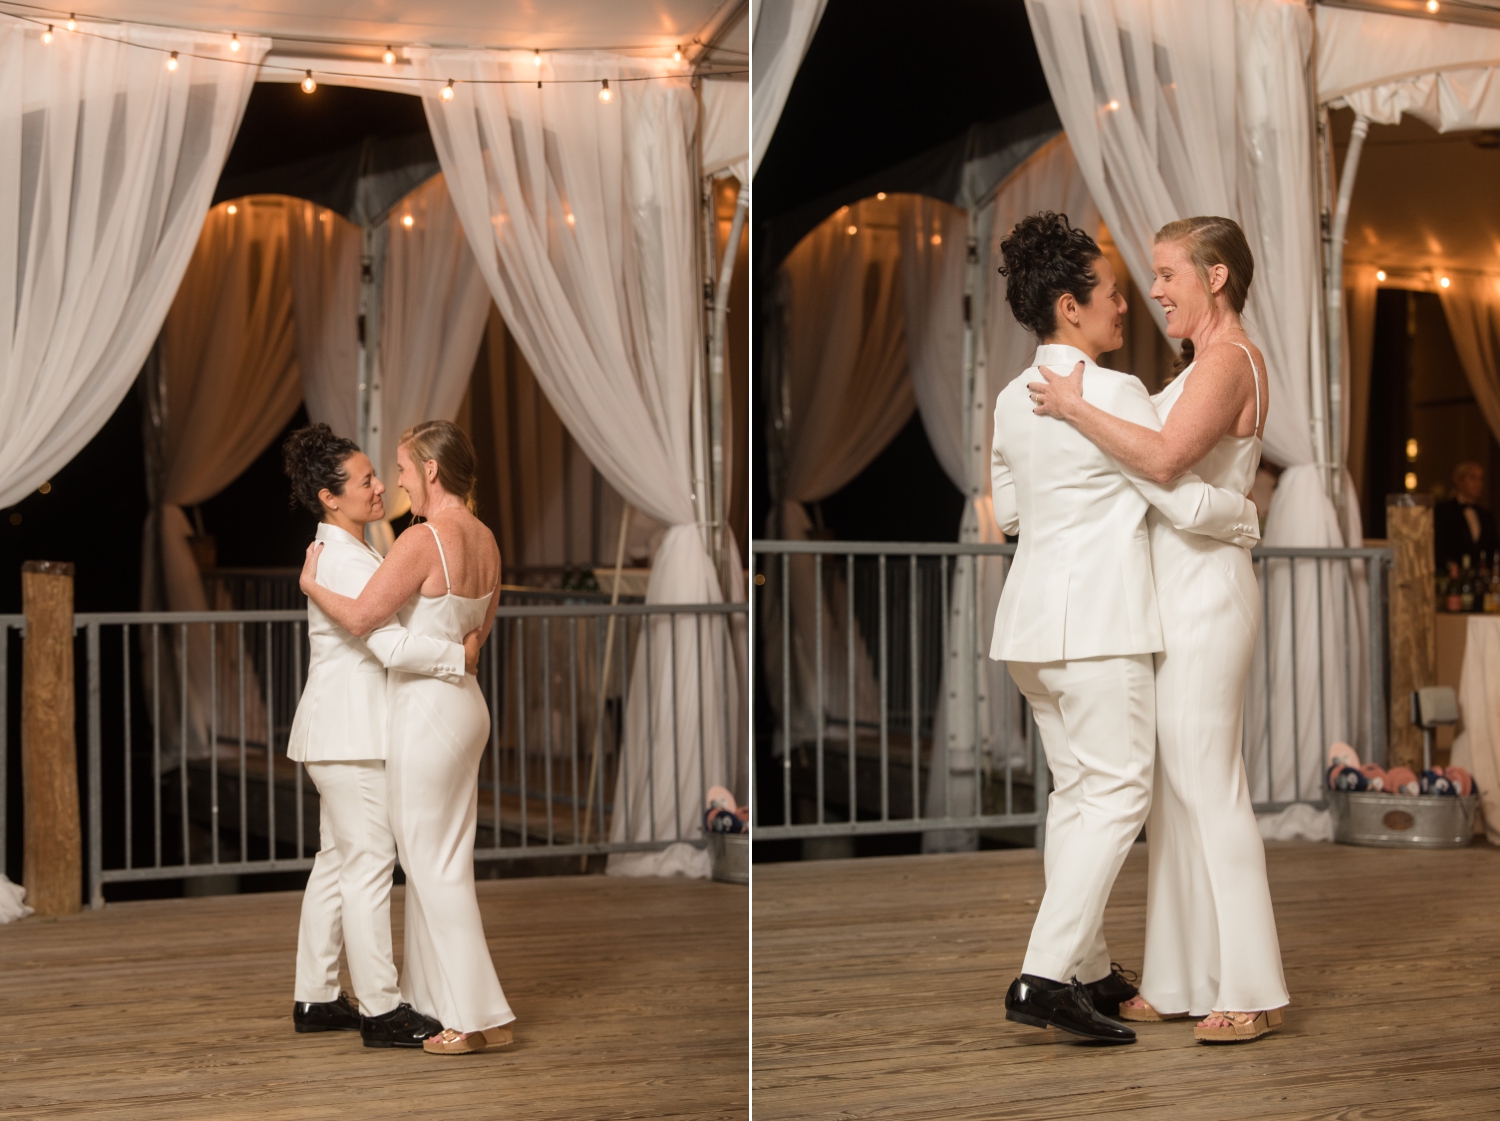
[750,0,828,176]
[412,49,742,877]
[286,203,362,441]
[0,18,267,510]
[1439,276,1500,446]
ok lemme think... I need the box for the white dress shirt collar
[1032,343,1098,371]
[315,521,381,559]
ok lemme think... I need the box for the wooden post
[1386,501,1434,773]
[21,560,81,917]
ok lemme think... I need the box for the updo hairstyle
[997,211,1102,337]
[283,423,360,516]
[400,419,478,512]
[1155,216,1255,372]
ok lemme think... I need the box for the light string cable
[0,1,746,91]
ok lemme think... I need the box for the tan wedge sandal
[1117,997,1190,1023]
[1193,1008,1283,1044]
[422,1024,516,1055]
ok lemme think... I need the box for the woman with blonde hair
[300,419,515,1055]
[1028,215,1289,1043]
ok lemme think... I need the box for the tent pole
[710,181,749,585]
[357,219,389,551]
[1326,112,1371,530]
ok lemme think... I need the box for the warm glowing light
[302,70,317,93]
[38,481,51,494]
[1440,276,1451,288]
[167,50,179,70]
[383,46,396,65]
[565,212,576,227]
[598,79,612,103]
[931,234,943,246]
[440,78,455,101]
[1427,0,1440,12]
[42,25,53,43]
[230,32,240,52]
[1406,438,1419,460]
[846,225,858,236]
[66,14,76,31]
[1107,98,1120,111]
[1405,472,1419,491]
[226,203,237,215]
[534,49,542,66]
[1376,269,1387,281]
[401,214,414,228]
[876,192,887,200]
[318,212,327,222]
[673,44,683,62]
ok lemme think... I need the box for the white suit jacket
[288,523,465,762]
[989,344,1261,664]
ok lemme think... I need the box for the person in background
[1435,461,1499,571]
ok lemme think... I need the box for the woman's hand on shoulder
[1027,361,1086,420]
[299,542,324,596]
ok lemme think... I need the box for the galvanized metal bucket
[1327,790,1480,849]
[706,832,749,884]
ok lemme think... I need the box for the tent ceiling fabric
[1317,6,1500,114]
[58,0,738,51]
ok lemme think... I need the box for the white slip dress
[1139,343,1290,1016]
[386,524,515,1033]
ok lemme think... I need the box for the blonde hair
[399,420,477,512]
[1155,216,1254,315]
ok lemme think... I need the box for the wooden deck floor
[753,841,1500,1120]
[1,875,747,1119]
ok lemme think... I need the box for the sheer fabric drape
[143,197,299,762]
[0,18,266,509]
[413,49,740,876]
[1026,0,1366,797]
[750,0,828,175]
[1438,277,1500,447]
[286,203,362,441]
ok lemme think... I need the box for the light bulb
[673,44,683,62]
[42,25,53,43]
[598,79,612,103]
[229,32,240,52]
[930,234,942,246]
[302,70,317,94]
[1405,472,1418,491]
[401,214,414,228]
[166,50,179,70]
[1427,0,1439,12]
[66,14,76,31]
[876,192,887,200]
[226,203,237,215]
[533,49,542,66]
[1406,438,1419,460]
[1440,276,1451,288]
[565,212,576,227]
[846,224,858,236]
[383,46,396,65]
[1376,269,1387,281]
[1107,99,1120,111]
[441,79,455,101]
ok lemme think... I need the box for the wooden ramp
[1,875,747,1120]
[753,841,1500,1120]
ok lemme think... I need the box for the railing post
[87,622,103,909]
[1367,552,1390,768]
[21,560,81,916]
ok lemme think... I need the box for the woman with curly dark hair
[986,213,1266,1045]
[282,423,480,1051]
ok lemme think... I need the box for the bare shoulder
[1194,336,1265,388]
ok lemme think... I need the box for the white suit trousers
[293,760,401,1017]
[1008,655,1155,984]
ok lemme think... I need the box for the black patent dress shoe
[361,1002,444,1049]
[294,991,362,1033]
[1004,974,1136,1044]
[1084,962,1139,1018]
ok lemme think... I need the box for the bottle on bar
[1444,562,1463,613]
[1461,554,1476,613]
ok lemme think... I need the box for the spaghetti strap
[425,523,451,595]
[1233,342,1264,439]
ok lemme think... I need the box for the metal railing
[0,599,746,907]
[751,541,1391,843]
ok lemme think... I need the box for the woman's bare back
[413,509,501,599]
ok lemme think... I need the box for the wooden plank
[753,841,1500,1119]
[1387,502,1436,771]
[0,874,747,1119]
[21,559,81,917]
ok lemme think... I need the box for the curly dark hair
[282,423,361,516]
[997,211,1102,337]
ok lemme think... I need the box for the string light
[229,32,239,52]
[876,192,887,200]
[1406,438,1419,460]
[401,214,414,228]
[301,70,316,93]
[565,212,576,226]
[846,224,858,236]
[1376,269,1387,281]
[598,78,611,103]
[1405,471,1418,491]
[166,50,178,70]
[383,46,396,65]
[1427,0,1439,12]
[42,24,53,43]
[1107,99,1120,111]
[930,233,942,246]
[673,44,683,62]
[1440,275,1451,288]
[441,78,455,101]
[533,49,542,66]
[66,14,76,31]
[226,203,237,215]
